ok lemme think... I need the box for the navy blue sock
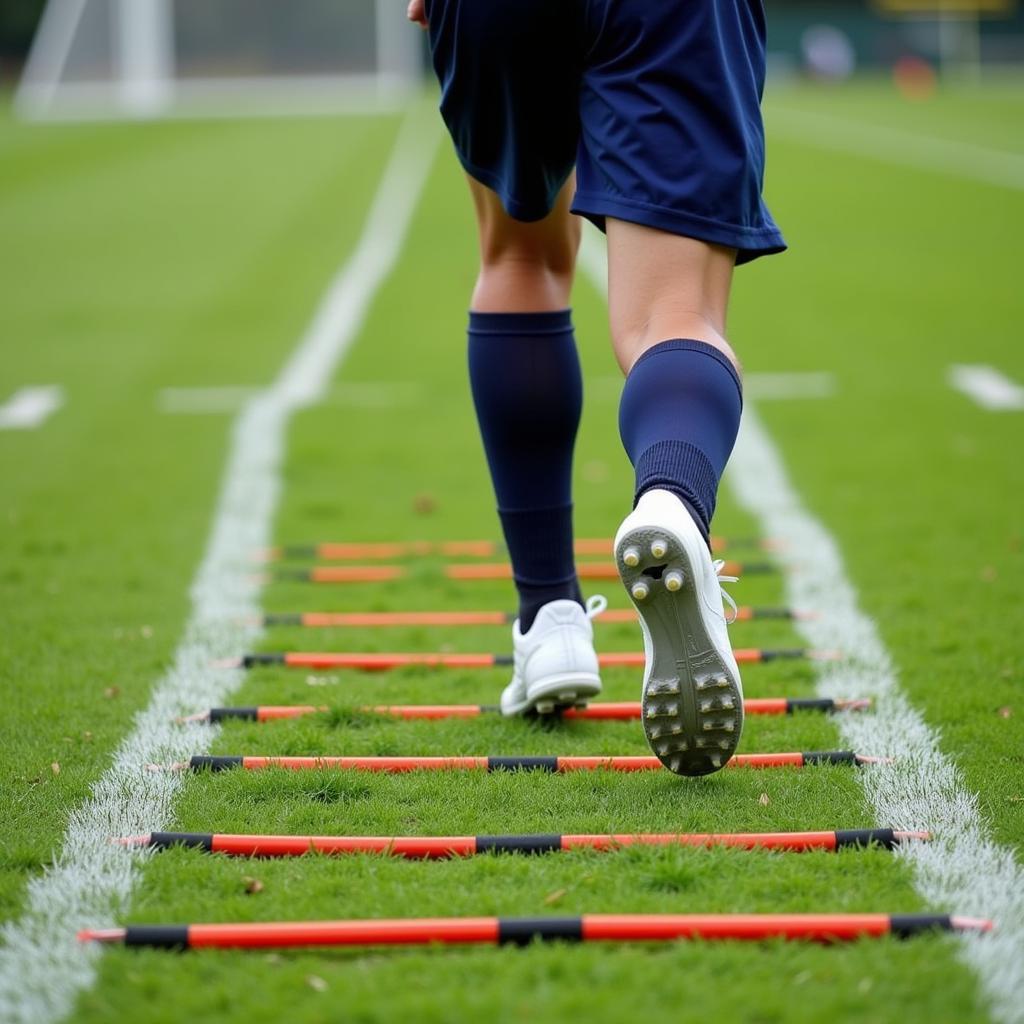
[468,309,583,631]
[618,339,743,544]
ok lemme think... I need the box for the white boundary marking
[580,228,1024,1024]
[0,386,65,429]
[948,364,1024,411]
[729,407,1024,1024]
[157,387,259,414]
[158,382,421,414]
[0,106,439,1024]
[766,105,1024,192]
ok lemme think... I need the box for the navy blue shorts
[425,0,785,264]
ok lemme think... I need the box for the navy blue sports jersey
[425,0,785,264]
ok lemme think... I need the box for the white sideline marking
[0,107,439,1024]
[744,372,835,400]
[157,387,259,414]
[158,382,421,414]
[767,105,1024,192]
[729,409,1024,1024]
[579,226,1024,1024]
[949,364,1024,411]
[0,386,64,429]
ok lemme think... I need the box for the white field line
[0,386,64,429]
[579,227,1024,1024]
[158,382,421,414]
[948,364,1024,411]
[766,105,1024,192]
[729,408,1024,1024]
[158,387,260,414]
[0,107,439,1024]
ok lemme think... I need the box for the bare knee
[469,176,580,311]
[610,309,741,375]
[606,219,739,373]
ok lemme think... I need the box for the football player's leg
[466,177,585,632]
[466,181,601,714]
[609,221,741,547]
[572,0,788,771]
[423,0,601,713]
[607,224,746,775]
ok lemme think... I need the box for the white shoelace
[713,559,739,624]
[585,593,609,619]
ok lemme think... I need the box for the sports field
[1,79,1023,1023]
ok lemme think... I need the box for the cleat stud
[535,700,555,714]
[668,757,682,773]
[622,546,640,567]
[695,738,708,749]
[702,721,714,732]
[664,571,684,592]
[651,539,668,559]
[710,754,724,768]
[721,697,735,710]
[722,721,735,733]
[631,582,650,601]
[718,739,731,749]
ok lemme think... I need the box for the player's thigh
[425,0,584,224]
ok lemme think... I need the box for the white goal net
[16,0,425,120]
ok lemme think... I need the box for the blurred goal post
[872,0,1018,76]
[16,0,425,121]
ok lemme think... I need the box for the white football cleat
[614,488,743,776]
[500,595,606,716]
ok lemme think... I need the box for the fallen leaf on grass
[103,686,121,699]
[243,876,264,894]
[51,762,60,775]
[543,888,568,906]
[413,493,436,516]
[758,792,770,806]
[998,707,1013,719]
[306,975,328,992]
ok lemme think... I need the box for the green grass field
[2,78,1023,1023]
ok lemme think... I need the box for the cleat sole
[616,522,743,777]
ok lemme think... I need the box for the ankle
[518,580,584,632]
